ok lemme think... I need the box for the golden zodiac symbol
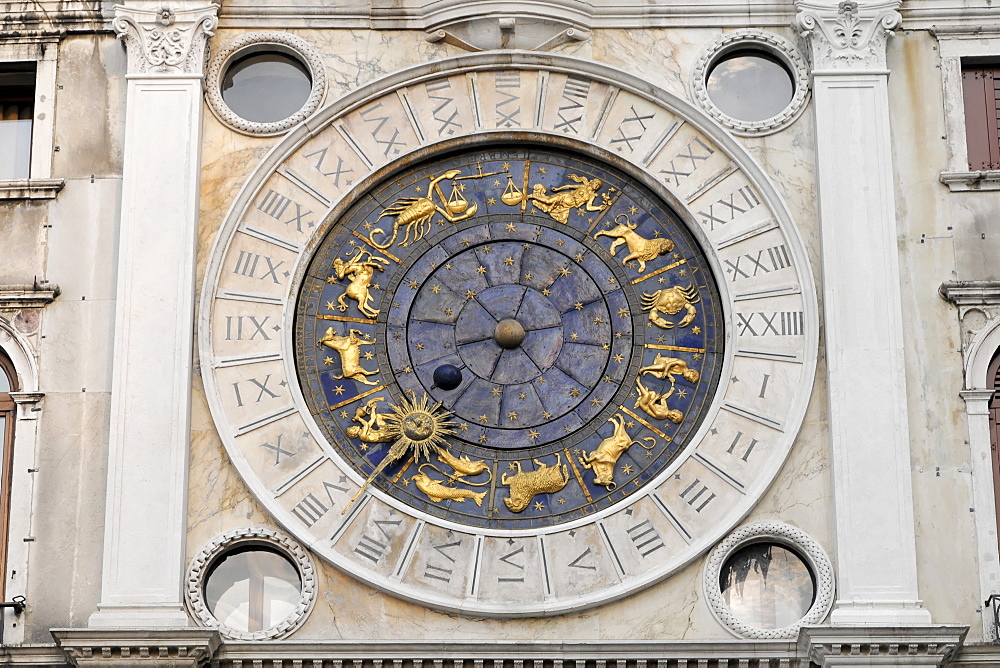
[578,415,656,489]
[437,448,491,479]
[501,454,570,513]
[634,377,684,424]
[343,393,456,514]
[633,354,701,423]
[346,397,394,443]
[413,464,487,506]
[503,171,607,224]
[317,327,380,385]
[331,248,389,318]
[641,284,700,329]
[368,164,504,249]
[594,214,675,273]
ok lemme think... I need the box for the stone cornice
[794,0,902,72]
[113,3,219,76]
[0,284,61,310]
[939,281,1000,307]
[51,629,221,667]
[798,626,968,666]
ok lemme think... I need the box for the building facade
[1,0,998,665]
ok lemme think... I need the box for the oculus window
[204,546,302,635]
[706,51,795,123]
[719,542,815,630]
[0,63,35,180]
[222,52,312,124]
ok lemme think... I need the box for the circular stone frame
[691,29,810,137]
[185,527,317,640]
[205,32,327,136]
[703,521,834,639]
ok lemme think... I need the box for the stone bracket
[52,628,222,667]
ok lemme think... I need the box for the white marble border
[185,527,317,640]
[703,520,834,639]
[691,30,811,137]
[205,32,327,137]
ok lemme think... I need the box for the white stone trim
[690,29,811,136]
[703,521,834,639]
[205,32,327,136]
[186,527,316,641]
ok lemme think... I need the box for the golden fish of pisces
[413,473,486,506]
[437,448,489,477]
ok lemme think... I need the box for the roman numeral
[495,72,521,128]
[424,79,462,136]
[723,244,790,282]
[303,147,355,188]
[698,185,761,231]
[353,516,403,563]
[568,546,597,570]
[224,315,272,341]
[359,102,406,157]
[232,251,287,285]
[554,76,590,134]
[626,518,665,557]
[232,374,283,407]
[659,137,715,186]
[259,433,296,465]
[736,311,804,337]
[679,478,716,512]
[422,539,461,583]
[609,105,655,152]
[497,544,525,582]
[725,430,759,462]
[292,492,329,527]
[257,189,315,233]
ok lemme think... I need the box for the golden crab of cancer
[342,392,456,513]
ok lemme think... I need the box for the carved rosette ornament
[794,0,901,71]
[113,3,219,75]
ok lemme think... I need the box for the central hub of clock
[494,318,526,349]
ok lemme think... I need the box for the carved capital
[113,3,219,75]
[794,0,901,71]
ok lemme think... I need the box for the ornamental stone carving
[113,3,219,75]
[794,0,901,71]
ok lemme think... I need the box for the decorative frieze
[794,0,901,71]
[113,3,219,75]
[53,629,221,667]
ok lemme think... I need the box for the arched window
[0,351,16,600]
[988,350,1000,553]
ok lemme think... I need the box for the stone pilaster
[88,1,218,628]
[794,0,931,625]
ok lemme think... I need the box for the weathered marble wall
[188,26,837,640]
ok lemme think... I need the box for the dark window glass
[204,547,301,633]
[221,52,312,124]
[707,51,794,122]
[0,63,36,180]
[962,64,1000,171]
[719,543,815,629]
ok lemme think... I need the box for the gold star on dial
[488,197,497,205]
[542,288,551,296]
[503,257,514,266]
[479,434,489,443]
[559,267,571,277]
[570,333,579,340]
[326,301,336,311]
[477,266,487,274]
[569,388,581,398]
[677,389,688,398]
[364,351,374,360]
[679,269,687,277]
[542,411,552,419]
[621,464,633,475]
[618,308,628,318]
[506,223,517,232]
[692,326,702,334]
[556,239,564,246]
[340,410,349,418]
[444,308,453,316]
[508,462,518,471]
[461,238,471,247]
[694,353,702,360]
[613,354,624,363]
[503,162,511,170]
[326,276,337,284]
[491,387,502,397]
[408,280,419,289]
[493,180,501,187]
[533,501,544,511]
[479,415,489,423]
[538,166,548,174]
[324,357,334,366]
[629,205,639,215]
[466,289,477,299]
[333,385,345,395]
[483,246,492,254]
[574,302,584,310]
[529,429,540,439]
[415,343,424,350]
[593,316,604,325]
[518,392,526,399]
[575,253,584,262]
[524,273,533,281]
[590,398,601,406]
[508,411,519,421]
[362,222,373,230]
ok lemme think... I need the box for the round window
[706,51,795,123]
[719,542,815,630]
[221,52,312,124]
[205,33,327,136]
[204,547,302,634]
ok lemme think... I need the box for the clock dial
[200,57,817,615]
[294,146,724,530]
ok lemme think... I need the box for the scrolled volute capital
[794,0,901,71]
[113,3,219,75]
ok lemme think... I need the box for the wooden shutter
[963,65,1000,171]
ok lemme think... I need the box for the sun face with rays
[383,392,456,461]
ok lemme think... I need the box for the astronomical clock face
[201,56,817,615]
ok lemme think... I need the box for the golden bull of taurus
[317,327,380,385]
[578,415,656,489]
[501,454,569,513]
[593,215,675,273]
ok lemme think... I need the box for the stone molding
[797,626,968,666]
[690,29,811,137]
[0,284,61,310]
[185,527,317,641]
[113,3,219,76]
[0,179,65,200]
[939,281,1000,361]
[794,0,901,72]
[703,521,835,639]
[204,32,327,136]
[52,628,221,667]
